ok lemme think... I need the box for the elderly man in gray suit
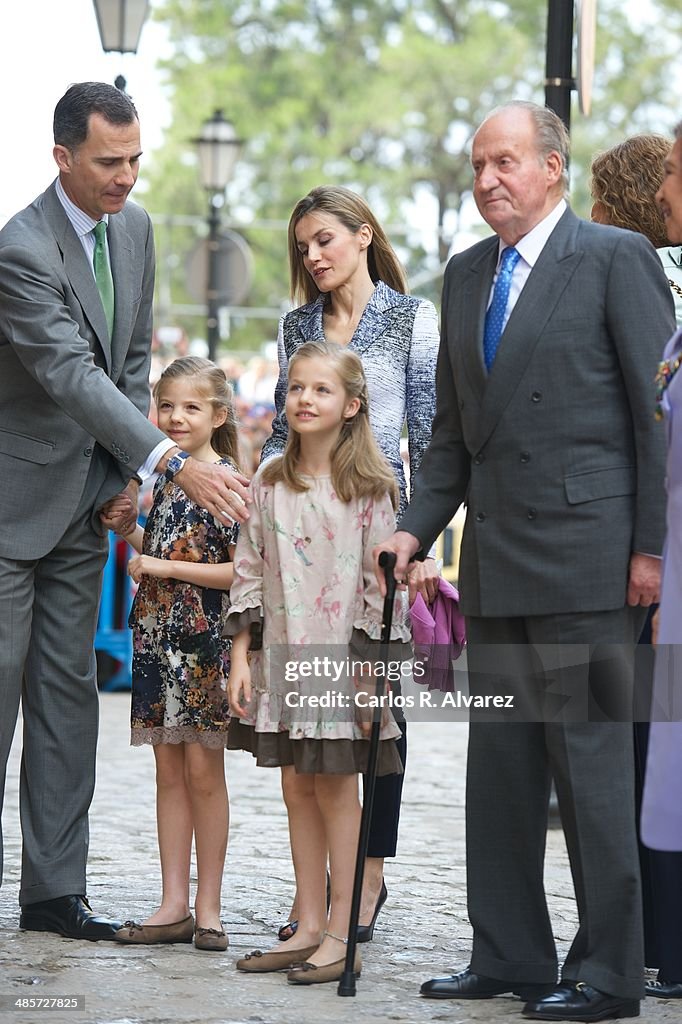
[0,83,249,941]
[376,101,676,1022]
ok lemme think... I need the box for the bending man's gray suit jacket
[400,208,675,617]
[0,182,165,559]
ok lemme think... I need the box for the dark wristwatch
[164,450,191,482]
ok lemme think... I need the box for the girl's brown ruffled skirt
[227,720,403,776]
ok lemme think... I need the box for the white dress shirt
[488,198,567,332]
[55,177,108,276]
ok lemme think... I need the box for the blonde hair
[590,133,671,249]
[153,357,240,466]
[287,185,408,306]
[261,340,398,508]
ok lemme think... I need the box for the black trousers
[363,720,406,858]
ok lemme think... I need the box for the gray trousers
[0,508,108,905]
[465,607,646,1000]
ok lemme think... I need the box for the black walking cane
[338,550,398,997]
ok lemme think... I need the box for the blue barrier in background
[95,533,134,691]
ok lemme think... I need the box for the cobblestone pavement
[0,694,677,1024]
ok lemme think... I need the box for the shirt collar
[55,178,109,238]
[497,198,567,268]
[660,244,682,269]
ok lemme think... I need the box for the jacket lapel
[43,185,112,372]
[293,281,395,351]
[475,208,583,449]
[459,240,499,404]
[296,297,325,342]
[349,282,394,356]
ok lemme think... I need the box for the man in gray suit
[376,102,675,1021]
[0,83,249,940]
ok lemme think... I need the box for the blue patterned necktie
[483,246,521,371]
[93,220,115,339]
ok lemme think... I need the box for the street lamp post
[194,111,243,361]
[544,0,575,131]
[92,0,150,92]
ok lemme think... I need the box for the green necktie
[93,220,115,338]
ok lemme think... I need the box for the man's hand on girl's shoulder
[175,457,252,526]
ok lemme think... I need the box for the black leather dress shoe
[20,895,122,941]
[522,982,639,1021]
[645,979,682,999]
[420,966,551,1001]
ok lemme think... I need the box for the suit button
[527,507,537,519]
[473,453,484,465]
[520,451,531,463]
[475,512,486,523]
[531,391,542,402]
[84,446,93,457]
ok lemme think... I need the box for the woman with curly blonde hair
[590,133,671,247]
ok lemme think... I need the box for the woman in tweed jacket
[260,185,439,947]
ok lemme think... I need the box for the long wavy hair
[153,357,240,466]
[590,134,671,248]
[261,340,397,508]
[287,185,408,306]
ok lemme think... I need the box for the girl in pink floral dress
[227,340,409,984]
[104,357,240,952]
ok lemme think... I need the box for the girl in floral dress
[226,340,409,984]
[103,357,240,952]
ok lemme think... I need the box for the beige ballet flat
[287,931,361,985]
[236,943,319,972]
[114,914,194,944]
[195,926,229,951]
[287,948,362,985]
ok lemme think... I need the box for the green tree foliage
[144,0,680,353]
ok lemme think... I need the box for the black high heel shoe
[277,871,331,942]
[356,880,387,943]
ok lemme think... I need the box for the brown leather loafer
[287,948,361,985]
[114,914,194,945]
[236,943,319,972]
[195,926,228,952]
